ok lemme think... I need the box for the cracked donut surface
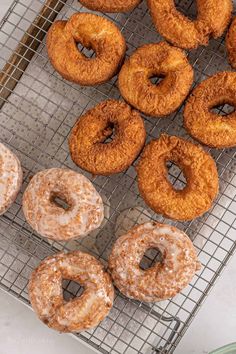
[69,100,146,175]
[29,251,114,332]
[109,222,201,302]
[147,0,232,49]
[136,135,219,221]
[118,42,193,117]
[47,13,126,85]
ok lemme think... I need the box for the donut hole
[140,248,163,270]
[174,0,198,20]
[50,192,71,210]
[149,75,165,85]
[102,122,116,144]
[62,279,84,301]
[211,103,235,116]
[166,161,187,190]
[77,42,96,59]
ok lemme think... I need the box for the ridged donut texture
[47,13,126,85]
[118,42,193,117]
[109,222,200,302]
[29,251,114,332]
[22,168,104,241]
[147,0,233,49]
[79,0,141,13]
[184,72,236,148]
[226,17,236,69]
[69,100,146,175]
[0,143,22,215]
[136,135,219,221]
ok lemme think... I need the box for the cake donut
[29,251,114,332]
[136,135,219,221]
[109,222,201,302]
[226,17,236,69]
[0,143,22,215]
[147,0,232,49]
[118,42,193,117]
[69,100,146,175]
[22,168,104,241]
[47,13,126,86]
[79,0,141,13]
[184,72,236,148]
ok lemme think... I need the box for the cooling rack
[0,0,236,353]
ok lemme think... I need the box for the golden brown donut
[147,0,232,49]
[29,251,114,332]
[47,13,126,86]
[69,100,146,175]
[118,42,193,117]
[184,72,236,148]
[109,222,201,302]
[79,0,141,13]
[226,17,236,69]
[136,135,219,221]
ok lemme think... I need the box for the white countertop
[0,1,236,354]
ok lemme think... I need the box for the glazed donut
[79,0,141,13]
[0,143,22,215]
[118,42,193,117]
[109,222,200,302]
[47,13,126,86]
[147,0,232,49]
[184,72,236,148]
[69,100,146,175]
[136,135,219,221]
[22,168,104,241]
[29,251,114,332]
[226,17,236,69]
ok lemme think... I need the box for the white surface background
[0,1,236,354]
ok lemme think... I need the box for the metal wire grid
[0,0,236,353]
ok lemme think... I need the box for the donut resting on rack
[47,13,126,85]
[147,0,233,49]
[109,222,201,302]
[29,251,114,332]
[69,100,146,175]
[136,135,219,221]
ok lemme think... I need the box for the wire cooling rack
[0,0,236,353]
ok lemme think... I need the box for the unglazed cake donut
[136,135,219,221]
[147,0,232,49]
[47,13,126,86]
[118,42,193,117]
[226,17,236,69]
[79,0,141,13]
[109,222,201,302]
[0,143,22,215]
[184,72,236,148]
[29,251,114,332]
[22,168,104,241]
[69,100,146,175]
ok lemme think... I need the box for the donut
[22,168,104,241]
[109,222,201,302]
[147,0,232,49]
[118,42,193,117]
[226,17,236,69]
[29,251,114,332]
[184,72,236,148]
[0,143,22,215]
[47,13,126,86]
[79,0,141,13]
[136,135,219,221]
[69,100,146,175]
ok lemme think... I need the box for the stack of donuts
[2,0,236,334]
